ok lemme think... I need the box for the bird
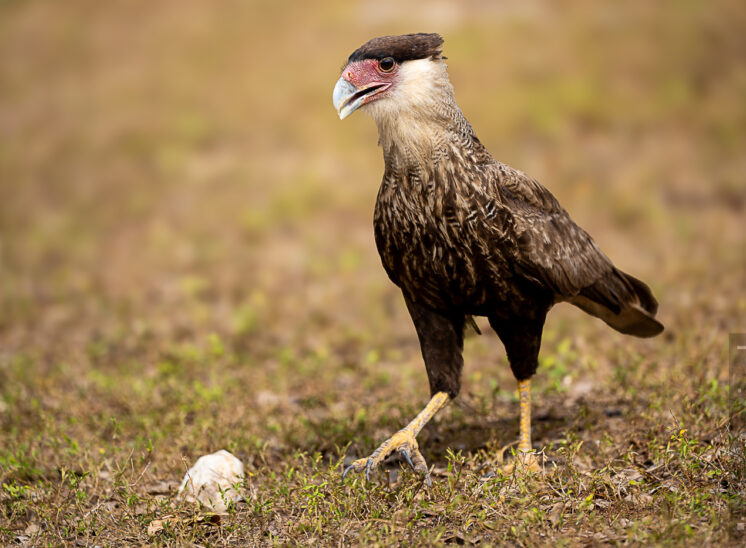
[333,33,663,482]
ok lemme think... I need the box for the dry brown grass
[1,0,745,545]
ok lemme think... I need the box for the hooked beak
[333,77,389,120]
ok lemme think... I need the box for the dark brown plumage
[347,33,445,64]
[334,33,663,480]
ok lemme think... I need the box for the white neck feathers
[362,59,460,162]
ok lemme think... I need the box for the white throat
[362,58,459,161]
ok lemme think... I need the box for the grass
[1,0,745,545]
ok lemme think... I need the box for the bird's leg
[489,316,545,474]
[502,378,541,473]
[343,391,449,484]
[344,298,463,484]
[518,378,532,453]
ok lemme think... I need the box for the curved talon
[400,448,415,471]
[342,457,371,481]
[342,393,449,485]
[342,429,431,484]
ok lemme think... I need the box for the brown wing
[496,164,663,337]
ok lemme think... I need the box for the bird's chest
[373,171,490,306]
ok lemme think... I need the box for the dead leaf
[618,468,643,483]
[145,480,179,495]
[624,492,653,505]
[147,514,221,536]
[147,516,179,536]
[442,530,469,544]
[548,502,564,526]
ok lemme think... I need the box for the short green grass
[1,0,744,545]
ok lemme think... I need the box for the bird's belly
[375,219,512,311]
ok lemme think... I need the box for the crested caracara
[333,33,663,482]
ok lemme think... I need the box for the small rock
[179,450,244,513]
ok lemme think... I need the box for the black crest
[347,33,444,64]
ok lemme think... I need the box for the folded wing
[496,165,663,338]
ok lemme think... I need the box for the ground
[1,0,745,545]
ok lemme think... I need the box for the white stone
[179,450,244,513]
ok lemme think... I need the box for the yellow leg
[343,391,449,483]
[499,379,541,474]
[518,379,532,453]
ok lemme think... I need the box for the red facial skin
[341,58,399,106]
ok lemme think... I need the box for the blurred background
[0,0,746,544]
[2,0,743,361]
[0,0,745,538]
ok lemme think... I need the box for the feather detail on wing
[496,164,663,337]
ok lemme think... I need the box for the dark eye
[379,57,396,72]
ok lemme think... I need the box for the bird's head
[333,33,450,122]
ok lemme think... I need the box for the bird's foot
[343,392,449,485]
[343,428,431,484]
[501,451,542,476]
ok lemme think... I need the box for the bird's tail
[569,268,663,338]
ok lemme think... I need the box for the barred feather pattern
[373,100,633,323]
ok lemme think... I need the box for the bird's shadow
[422,404,572,459]
[299,393,625,471]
